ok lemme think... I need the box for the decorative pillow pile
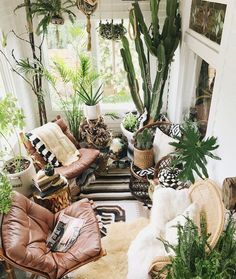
[26,132,61,167]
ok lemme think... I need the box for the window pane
[192,60,216,137]
[0,70,6,98]
[96,19,141,104]
[46,21,87,110]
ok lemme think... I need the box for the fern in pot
[77,83,103,120]
[134,128,154,169]
[0,94,36,196]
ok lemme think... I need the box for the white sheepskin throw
[72,218,148,279]
[127,186,191,279]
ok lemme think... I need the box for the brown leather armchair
[0,191,105,279]
[21,116,100,195]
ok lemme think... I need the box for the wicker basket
[129,162,153,205]
[133,147,154,169]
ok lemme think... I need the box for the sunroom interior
[0,0,236,279]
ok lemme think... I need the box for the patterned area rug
[79,171,136,201]
[95,205,126,237]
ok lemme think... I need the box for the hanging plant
[77,0,98,51]
[15,0,77,35]
[98,20,127,41]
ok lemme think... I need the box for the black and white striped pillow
[26,132,61,167]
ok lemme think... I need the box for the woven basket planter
[133,147,154,169]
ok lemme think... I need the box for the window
[96,19,140,106]
[0,71,6,98]
[46,19,140,111]
[191,59,216,137]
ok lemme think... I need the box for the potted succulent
[78,83,103,120]
[0,94,36,196]
[15,0,77,35]
[0,173,12,214]
[120,112,139,157]
[133,128,154,169]
[169,120,220,183]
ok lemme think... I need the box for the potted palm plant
[78,83,103,120]
[133,128,154,169]
[0,94,36,196]
[15,0,77,35]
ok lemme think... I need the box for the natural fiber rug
[72,217,149,279]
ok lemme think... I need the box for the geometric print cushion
[26,132,61,167]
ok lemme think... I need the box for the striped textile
[79,174,136,201]
[94,205,126,237]
[26,132,60,166]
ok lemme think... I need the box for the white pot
[84,104,101,120]
[4,157,36,197]
[120,122,134,159]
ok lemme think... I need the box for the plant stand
[33,182,71,213]
[129,162,154,205]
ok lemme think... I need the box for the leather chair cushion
[1,192,102,279]
[54,198,102,278]
[55,148,100,179]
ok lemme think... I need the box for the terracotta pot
[133,147,154,169]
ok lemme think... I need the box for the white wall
[177,0,236,185]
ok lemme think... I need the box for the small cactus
[135,128,153,150]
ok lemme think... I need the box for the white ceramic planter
[120,122,134,159]
[84,104,101,120]
[5,157,36,197]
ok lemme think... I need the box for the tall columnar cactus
[135,128,153,150]
[121,0,181,122]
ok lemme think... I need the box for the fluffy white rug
[72,218,148,279]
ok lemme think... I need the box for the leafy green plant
[98,20,127,41]
[45,54,99,140]
[0,173,12,214]
[0,94,26,173]
[120,0,181,123]
[169,120,220,183]
[122,113,139,133]
[44,163,55,176]
[153,215,236,279]
[15,0,77,35]
[134,128,153,150]
[78,84,103,106]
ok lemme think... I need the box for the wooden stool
[33,183,71,213]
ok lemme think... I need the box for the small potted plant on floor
[0,94,36,196]
[78,83,103,120]
[133,128,154,169]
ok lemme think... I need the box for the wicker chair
[149,179,225,276]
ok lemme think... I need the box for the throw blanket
[127,186,198,279]
[32,122,80,166]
